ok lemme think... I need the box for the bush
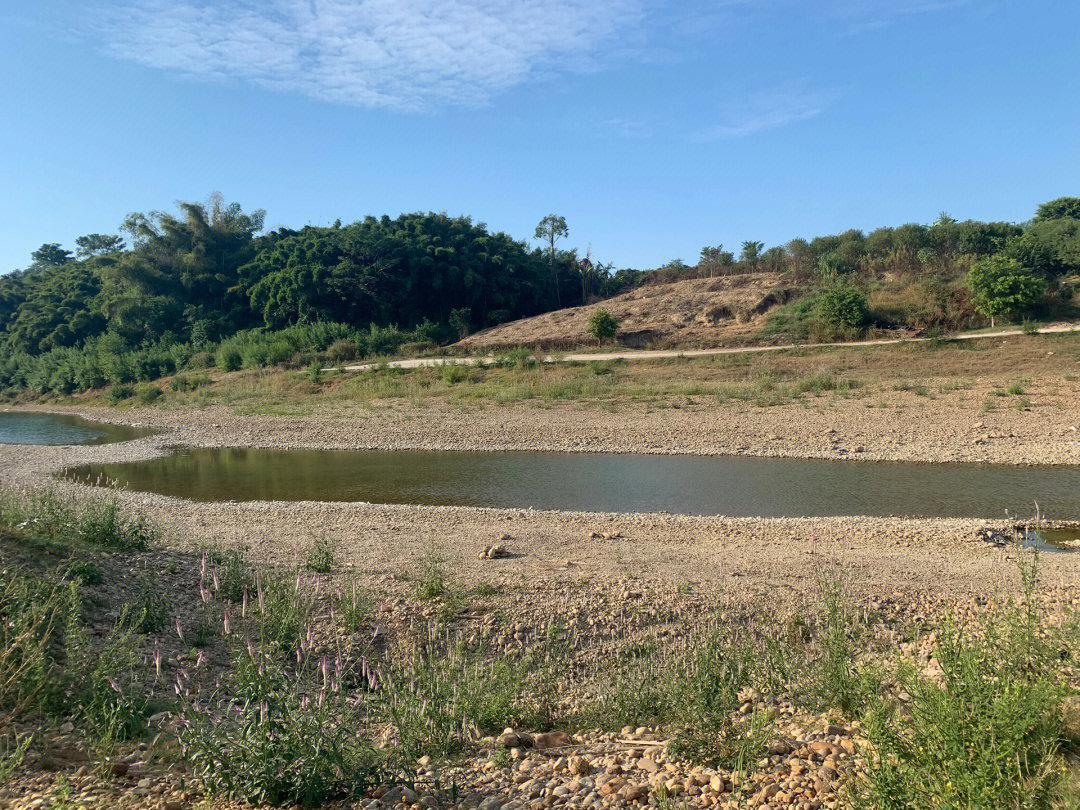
[325,338,357,363]
[169,373,211,392]
[105,383,134,404]
[135,384,162,404]
[587,308,619,343]
[217,345,243,372]
[817,283,870,330]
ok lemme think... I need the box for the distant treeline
[1,194,1079,395]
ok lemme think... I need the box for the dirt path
[332,322,1080,372]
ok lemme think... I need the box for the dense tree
[30,243,73,269]
[967,256,1045,326]
[75,234,125,259]
[99,194,265,340]
[1034,197,1080,222]
[244,214,554,332]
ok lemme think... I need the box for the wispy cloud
[78,0,649,111]
[829,0,972,32]
[691,85,839,141]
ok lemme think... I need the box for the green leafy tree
[967,256,1046,326]
[30,243,73,269]
[699,245,734,278]
[535,214,569,305]
[74,234,125,259]
[739,240,764,268]
[587,308,619,344]
[1034,197,1080,221]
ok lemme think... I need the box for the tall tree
[30,243,73,269]
[740,240,764,269]
[74,233,125,259]
[535,214,568,305]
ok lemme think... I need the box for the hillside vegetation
[1,195,1079,397]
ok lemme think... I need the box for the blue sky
[2,0,1078,272]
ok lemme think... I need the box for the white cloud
[81,0,648,111]
[692,86,838,141]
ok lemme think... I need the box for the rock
[497,731,520,748]
[478,797,503,810]
[618,783,648,802]
[109,761,130,777]
[568,756,590,776]
[533,731,571,749]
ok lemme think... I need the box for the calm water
[63,447,1080,519]
[0,412,157,446]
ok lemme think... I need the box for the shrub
[105,383,134,404]
[817,283,870,330]
[216,345,243,372]
[325,338,357,363]
[135,384,163,404]
[587,308,619,343]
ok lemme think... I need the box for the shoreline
[4,389,1080,466]
[3,404,1079,612]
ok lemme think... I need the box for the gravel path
[333,322,1080,372]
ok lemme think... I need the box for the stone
[533,731,571,749]
[497,731,521,748]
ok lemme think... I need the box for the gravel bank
[5,379,1080,464]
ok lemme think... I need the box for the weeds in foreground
[179,649,380,807]
[853,548,1077,810]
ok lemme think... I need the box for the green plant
[135,383,163,404]
[105,383,134,404]
[587,308,619,344]
[0,733,31,783]
[497,347,537,369]
[304,536,335,574]
[65,559,101,586]
[415,550,447,601]
[336,580,371,635]
[306,361,323,384]
[179,649,380,806]
[810,577,877,717]
[817,282,870,330]
[121,574,170,634]
[1008,380,1027,395]
[254,571,314,654]
[76,497,156,551]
